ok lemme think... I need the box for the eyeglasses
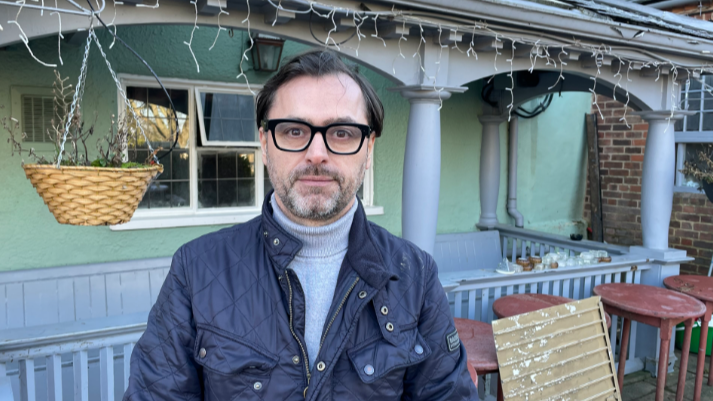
[261,119,372,155]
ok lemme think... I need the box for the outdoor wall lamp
[251,34,285,72]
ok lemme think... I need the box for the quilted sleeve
[123,247,202,401]
[403,254,479,401]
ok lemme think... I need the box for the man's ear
[259,126,268,166]
[365,134,376,170]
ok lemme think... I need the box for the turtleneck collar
[270,193,358,258]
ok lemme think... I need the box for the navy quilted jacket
[124,193,478,400]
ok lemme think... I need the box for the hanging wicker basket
[23,164,163,226]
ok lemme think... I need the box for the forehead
[269,73,368,124]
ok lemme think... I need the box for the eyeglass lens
[273,122,363,153]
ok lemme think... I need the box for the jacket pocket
[347,327,432,384]
[194,324,278,399]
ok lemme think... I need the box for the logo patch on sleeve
[446,329,460,352]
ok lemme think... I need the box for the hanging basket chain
[89,29,158,165]
[84,0,179,164]
[56,26,92,168]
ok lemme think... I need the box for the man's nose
[305,132,330,164]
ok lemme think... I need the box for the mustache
[289,165,344,185]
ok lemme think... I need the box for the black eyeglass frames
[261,119,372,155]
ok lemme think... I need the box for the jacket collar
[260,190,397,289]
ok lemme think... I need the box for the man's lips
[297,176,335,186]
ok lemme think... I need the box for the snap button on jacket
[124,192,478,401]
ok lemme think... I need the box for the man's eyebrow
[284,115,364,125]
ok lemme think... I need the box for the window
[10,86,57,146]
[675,76,713,193]
[196,89,258,145]
[21,95,54,142]
[112,75,379,231]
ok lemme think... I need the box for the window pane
[238,154,255,178]
[199,150,256,208]
[218,153,237,178]
[690,78,702,90]
[199,180,218,208]
[704,92,713,111]
[687,99,701,112]
[172,182,190,207]
[199,92,257,143]
[686,113,700,131]
[703,112,713,131]
[218,180,238,207]
[683,143,713,188]
[238,179,255,206]
[200,153,217,180]
[127,86,190,210]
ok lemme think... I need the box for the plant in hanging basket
[4,71,163,226]
[679,143,713,203]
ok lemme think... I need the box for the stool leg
[676,319,694,401]
[656,335,672,401]
[617,318,632,389]
[695,312,710,401]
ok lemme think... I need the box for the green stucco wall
[0,25,590,271]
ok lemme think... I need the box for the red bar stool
[454,318,502,401]
[664,275,713,401]
[594,283,706,401]
[492,293,612,328]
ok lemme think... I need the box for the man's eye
[332,130,356,139]
[287,128,304,137]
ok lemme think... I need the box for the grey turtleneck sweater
[271,193,358,370]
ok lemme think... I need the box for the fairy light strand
[183,0,200,73]
[209,2,229,51]
[370,15,386,47]
[391,19,407,75]
[236,0,255,94]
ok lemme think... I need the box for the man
[124,49,478,401]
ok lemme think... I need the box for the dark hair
[255,49,384,137]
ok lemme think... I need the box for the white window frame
[194,87,260,147]
[674,133,713,193]
[111,74,381,231]
[674,80,713,193]
[10,86,57,149]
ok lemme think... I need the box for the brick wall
[668,3,713,19]
[584,95,713,275]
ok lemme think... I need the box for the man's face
[259,73,376,226]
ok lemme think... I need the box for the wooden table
[664,275,713,401]
[454,318,502,401]
[594,283,706,401]
[492,293,612,328]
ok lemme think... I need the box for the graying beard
[267,153,367,221]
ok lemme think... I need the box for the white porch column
[396,87,457,255]
[637,111,691,249]
[632,110,693,377]
[478,114,508,228]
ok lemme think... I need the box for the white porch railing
[491,223,631,261]
[0,313,146,401]
[0,226,661,401]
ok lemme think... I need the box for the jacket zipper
[287,273,361,399]
[318,276,360,352]
[285,272,311,388]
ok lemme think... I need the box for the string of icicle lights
[6,0,713,123]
